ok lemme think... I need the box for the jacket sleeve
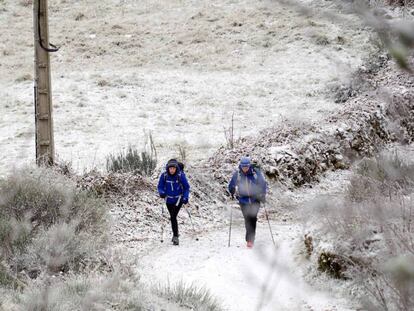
[157,173,166,196]
[180,172,190,200]
[228,171,238,195]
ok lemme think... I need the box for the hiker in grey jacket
[228,157,266,248]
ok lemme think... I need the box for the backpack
[234,165,266,202]
[235,164,260,186]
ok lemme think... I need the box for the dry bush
[0,167,107,283]
[13,273,146,311]
[313,150,414,310]
[178,144,188,163]
[1,272,223,311]
[22,222,97,274]
[347,151,414,201]
[155,280,223,311]
[224,112,235,150]
[384,0,414,6]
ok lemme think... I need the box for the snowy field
[0,0,375,174]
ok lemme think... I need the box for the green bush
[106,146,157,175]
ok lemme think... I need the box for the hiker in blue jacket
[228,157,267,248]
[158,159,190,245]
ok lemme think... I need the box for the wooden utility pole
[33,0,57,166]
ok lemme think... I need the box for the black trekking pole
[263,202,276,247]
[184,205,199,241]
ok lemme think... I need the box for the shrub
[313,149,414,310]
[7,273,223,311]
[178,144,188,163]
[17,274,139,311]
[22,222,93,274]
[347,151,414,202]
[106,146,156,175]
[223,112,235,149]
[155,281,223,311]
[317,252,349,279]
[0,167,107,279]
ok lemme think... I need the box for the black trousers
[240,203,260,242]
[167,202,182,237]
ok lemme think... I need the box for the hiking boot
[246,241,253,248]
[172,236,179,246]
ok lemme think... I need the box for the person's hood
[166,159,181,175]
[238,156,252,174]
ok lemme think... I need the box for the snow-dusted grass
[0,0,376,174]
[1,270,227,311]
[3,273,147,311]
[155,280,223,311]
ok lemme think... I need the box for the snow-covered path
[139,220,355,311]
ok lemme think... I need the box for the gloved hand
[181,197,189,205]
[160,193,166,199]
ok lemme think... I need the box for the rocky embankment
[208,55,414,189]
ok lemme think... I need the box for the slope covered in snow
[0,0,375,174]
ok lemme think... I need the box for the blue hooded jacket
[157,160,190,205]
[228,163,267,205]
